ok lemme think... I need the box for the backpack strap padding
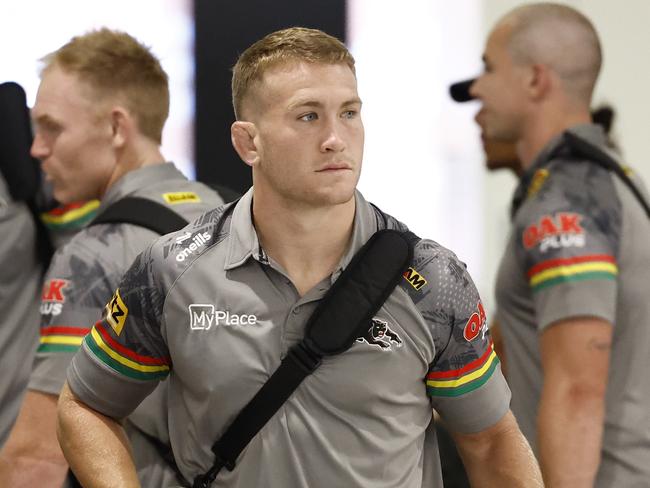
[88,197,189,235]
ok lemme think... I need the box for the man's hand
[538,317,611,488]
[452,410,543,487]
[0,390,69,488]
[57,382,140,488]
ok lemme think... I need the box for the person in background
[455,3,650,486]
[0,28,225,487]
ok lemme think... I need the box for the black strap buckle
[192,450,236,488]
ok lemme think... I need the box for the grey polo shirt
[0,173,41,447]
[496,124,650,486]
[68,189,510,487]
[30,163,225,486]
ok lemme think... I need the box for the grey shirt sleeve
[67,244,171,419]
[409,240,511,434]
[29,237,117,395]
[514,165,620,331]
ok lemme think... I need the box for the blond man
[0,28,225,487]
[57,27,541,487]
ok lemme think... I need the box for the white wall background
[0,0,195,178]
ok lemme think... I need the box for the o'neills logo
[176,232,211,262]
[188,304,258,330]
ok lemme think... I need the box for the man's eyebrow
[342,97,362,107]
[286,99,323,112]
[287,97,363,111]
[32,113,55,125]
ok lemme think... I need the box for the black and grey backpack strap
[560,132,650,219]
[193,229,415,488]
[88,196,189,234]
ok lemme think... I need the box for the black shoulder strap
[193,229,416,488]
[561,132,650,219]
[550,131,650,218]
[88,196,189,235]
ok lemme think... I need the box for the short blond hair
[41,28,169,143]
[232,27,355,120]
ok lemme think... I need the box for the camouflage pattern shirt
[67,189,510,488]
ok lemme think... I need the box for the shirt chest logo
[176,231,211,262]
[356,318,403,351]
[188,304,258,330]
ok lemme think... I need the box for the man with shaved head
[465,3,650,487]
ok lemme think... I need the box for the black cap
[449,78,476,102]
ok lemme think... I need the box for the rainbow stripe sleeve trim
[40,200,100,231]
[84,322,170,381]
[527,254,617,293]
[38,326,91,353]
[426,340,500,397]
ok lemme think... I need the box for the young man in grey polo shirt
[466,3,650,486]
[57,27,542,487]
[0,29,225,487]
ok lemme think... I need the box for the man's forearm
[57,382,140,488]
[454,411,543,487]
[537,382,605,487]
[0,390,68,488]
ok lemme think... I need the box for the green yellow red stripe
[528,255,617,292]
[427,341,500,397]
[40,200,100,230]
[85,322,170,381]
[37,326,90,353]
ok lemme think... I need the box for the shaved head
[500,3,602,105]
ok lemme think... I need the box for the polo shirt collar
[99,162,183,210]
[224,189,380,273]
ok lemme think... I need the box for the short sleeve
[67,245,171,419]
[29,240,114,395]
[514,167,620,330]
[410,241,511,434]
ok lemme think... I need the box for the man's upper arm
[30,238,113,395]
[413,242,511,434]
[67,244,171,419]
[515,166,621,332]
[540,317,612,394]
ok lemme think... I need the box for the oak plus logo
[522,212,585,253]
[175,231,211,262]
[188,304,258,330]
[40,279,69,316]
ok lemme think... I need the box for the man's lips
[316,163,352,172]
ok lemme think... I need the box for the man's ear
[527,63,552,101]
[231,121,260,167]
[109,106,132,149]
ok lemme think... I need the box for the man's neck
[102,141,165,198]
[517,109,591,171]
[252,192,356,296]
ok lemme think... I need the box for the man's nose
[30,132,49,160]
[320,120,346,152]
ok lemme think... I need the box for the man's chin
[53,188,82,206]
